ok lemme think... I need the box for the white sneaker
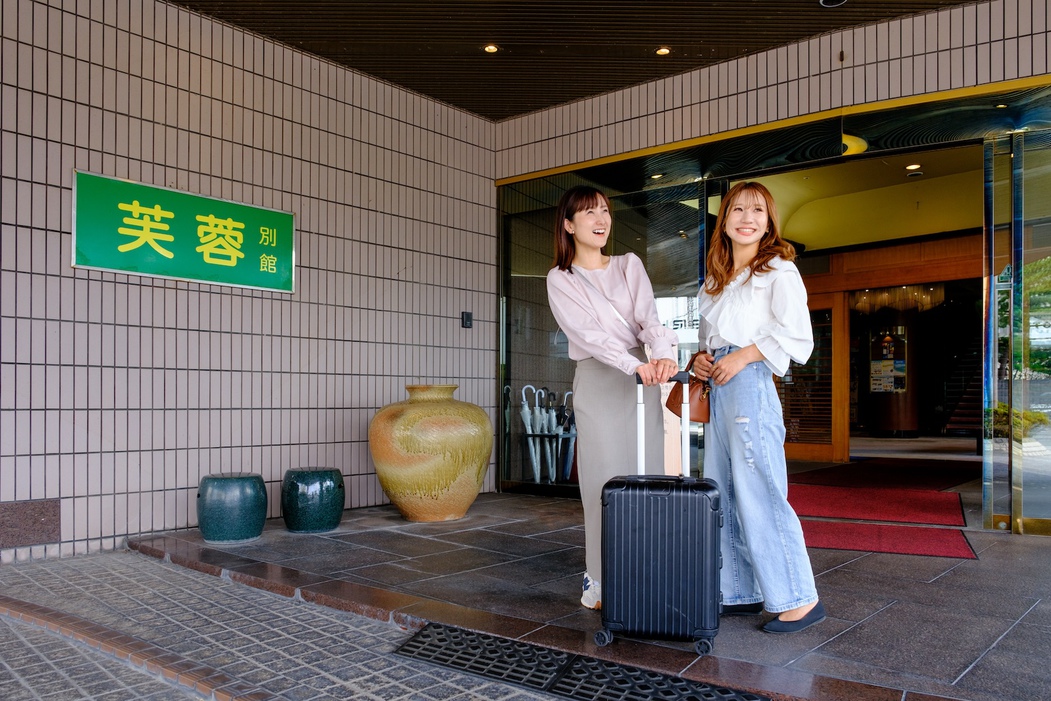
[581,572,602,610]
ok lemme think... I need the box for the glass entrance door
[987,130,1051,534]
[497,179,703,493]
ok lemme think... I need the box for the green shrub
[992,402,1050,439]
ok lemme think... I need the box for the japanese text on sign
[73,171,295,292]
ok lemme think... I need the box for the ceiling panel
[168,0,979,121]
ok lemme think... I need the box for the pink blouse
[546,253,678,376]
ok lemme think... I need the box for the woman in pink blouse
[546,185,679,610]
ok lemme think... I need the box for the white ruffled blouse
[697,256,814,377]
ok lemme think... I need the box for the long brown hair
[704,181,795,296]
[552,185,611,272]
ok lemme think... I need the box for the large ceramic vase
[368,384,493,522]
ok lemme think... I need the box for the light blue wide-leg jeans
[703,346,818,613]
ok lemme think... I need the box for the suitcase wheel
[694,638,714,657]
[594,629,613,647]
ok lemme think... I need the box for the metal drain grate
[396,622,572,691]
[552,655,767,701]
[395,623,769,701]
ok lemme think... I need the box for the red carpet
[787,458,976,558]
[788,484,965,526]
[789,458,979,491]
[801,520,977,559]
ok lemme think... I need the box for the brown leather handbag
[665,353,711,423]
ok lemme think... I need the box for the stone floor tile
[818,600,1013,681]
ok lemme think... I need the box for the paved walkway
[5,462,1051,701]
[0,551,551,701]
[125,485,1051,701]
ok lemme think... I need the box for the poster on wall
[869,359,906,392]
[72,171,295,292]
[869,328,906,393]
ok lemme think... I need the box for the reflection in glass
[1020,143,1051,523]
[498,180,702,489]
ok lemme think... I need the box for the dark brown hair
[704,181,795,296]
[552,186,611,272]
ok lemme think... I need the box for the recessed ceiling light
[655,47,671,56]
[905,163,922,170]
[907,171,924,177]
[819,0,847,6]
[650,173,664,179]
[996,103,1008,108]
[483,44,499,53]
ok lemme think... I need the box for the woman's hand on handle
[652,357,679,384]
[636,357,678,386]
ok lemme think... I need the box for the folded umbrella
[520,385,540,482]
[549,394,563,483]
[533,388,548,481]
[544,391,559,483]
[561,391,576,482]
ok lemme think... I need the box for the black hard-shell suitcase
[594,371,723,656]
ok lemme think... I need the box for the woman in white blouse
[690,181,825,634]
[546,185,679,610]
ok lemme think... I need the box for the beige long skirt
[573,349,665,583]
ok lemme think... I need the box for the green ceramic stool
[196,472,268,543]
[281,468,345,533]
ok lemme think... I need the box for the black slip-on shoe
[721,602,764,616]
[761,601,826,634]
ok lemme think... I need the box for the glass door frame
[984,137,1011,531]
[986,130,1051,535]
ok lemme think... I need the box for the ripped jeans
[703,346,818,613]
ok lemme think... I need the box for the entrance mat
[801,520,977,559]
[788,484,966,526]
[395,623,769,701]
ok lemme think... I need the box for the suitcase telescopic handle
[635,371,691,476]
[634,371,690,385]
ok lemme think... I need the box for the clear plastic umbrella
[548,391,562,483]
[533,388,548,482]
[520,385,540,482]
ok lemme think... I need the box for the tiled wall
[0,0,496,560]
[495,0,1050,180]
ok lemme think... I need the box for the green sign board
[73,171,295,292]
